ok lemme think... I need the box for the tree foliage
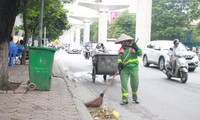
[192,23,200,41]
[90,21,98,42]
[18,0,71,41]
[108,10,136,39]
[151,0,200,41]
[0,0,74,89]
[43,0,71,40]
[62,0,75,4]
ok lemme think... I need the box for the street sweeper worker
[115,33,143,105]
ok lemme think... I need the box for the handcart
[92,54,118,83]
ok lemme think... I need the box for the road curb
[55,60,93,120]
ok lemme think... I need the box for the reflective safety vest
[117,46,143,67]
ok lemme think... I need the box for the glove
[131,42,139,51]
[129,47,135,53]
[118,63,124,71]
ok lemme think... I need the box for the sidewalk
[0,61,92,120]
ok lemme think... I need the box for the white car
[67,44,82,54]
[143,40,199,72]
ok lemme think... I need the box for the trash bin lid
[26,46,57,52]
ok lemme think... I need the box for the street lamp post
[39,0,44,47]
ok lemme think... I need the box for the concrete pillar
[69,29,75,45]
[65,31,71,44]
[136,0,152,49]
[98,8,109,43]
[59,31,67,44]
[83,19,90,44]
[75,26,81,45]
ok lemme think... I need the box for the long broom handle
[101,51,130,94]
[101,38,139,94]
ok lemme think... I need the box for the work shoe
[120,101,128,105]
[133,100,140,104]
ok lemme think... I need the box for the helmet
[173,39,179,44]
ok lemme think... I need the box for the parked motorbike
[163,54,188,83]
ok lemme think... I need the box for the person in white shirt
[169,39,181,73]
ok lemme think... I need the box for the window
[147,42,155,49]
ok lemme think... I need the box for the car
[67,44,82,54]
[143,40,199,72]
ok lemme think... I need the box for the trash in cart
[92,54,118,83]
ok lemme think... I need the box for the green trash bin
[27,46,57,91]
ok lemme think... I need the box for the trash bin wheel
[28,83,36,91]
[103,75,107,81]
[27,80,30,85]
[92,66,96,83]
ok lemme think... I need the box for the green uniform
[118,46,142,102]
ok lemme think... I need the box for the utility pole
[39,0,44,47]
[44,27,46,46]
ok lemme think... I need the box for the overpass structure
[69,15,97,44]
[60,25,83,45]
[78,1,129,43]
[64,0,152,49]
[135,0,152,49]
[59,17,83,45]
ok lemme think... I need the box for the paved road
[56,50,200,120]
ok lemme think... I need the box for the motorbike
[164,54,188,83]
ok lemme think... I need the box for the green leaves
[152,0,200,41]
[90,10,136,41]
[90,21,98,42]
[19,0,72,40]
[108,10,136,39]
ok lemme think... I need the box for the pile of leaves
[88,107,120,120]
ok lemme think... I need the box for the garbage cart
[27,46,57,91]
[92,54,118,83]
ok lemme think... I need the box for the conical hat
[115,33,134,44]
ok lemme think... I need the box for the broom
[84,39,139,108]
[84,52,130,107]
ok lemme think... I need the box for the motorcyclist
[169,39,181,73]
[84,43,91,59]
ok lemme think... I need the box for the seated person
[9,36,18,66]
[16,40,25,56]
[16,40,26,64]
[10,36,18,50]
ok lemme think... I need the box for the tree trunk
[22,0,28,65]
[0,42,10,90]
[0,0,20,89]
[32,24,39,46]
